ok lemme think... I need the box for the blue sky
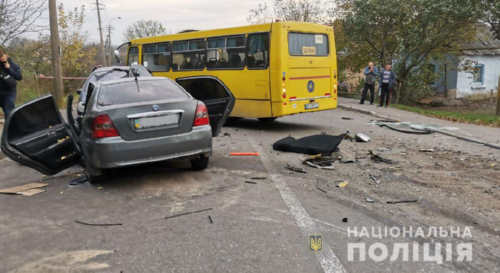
[50,0,263,44]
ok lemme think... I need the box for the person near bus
[379,64,396,107]
[0,48,22,119]
[360,62,378,105]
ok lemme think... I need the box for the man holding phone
[360,62,378,105]
[0,48,22,118]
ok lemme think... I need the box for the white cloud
[55,0,263,45]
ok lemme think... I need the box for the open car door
[1,95,81,175]
[176,76,235,136]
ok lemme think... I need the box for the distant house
[433,36,500,98]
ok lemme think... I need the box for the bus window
[127,47,139,65]
[288,33,329,56]
[142,43,171,72]
[247,33,269,69]
[172,39,206,71]
[207,35,245,69]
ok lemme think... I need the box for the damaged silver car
[1,71,234,182]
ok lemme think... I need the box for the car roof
[99,76,168,86]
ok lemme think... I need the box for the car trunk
[101,99,197,141]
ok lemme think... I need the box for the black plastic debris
[273,133,346,155]
[285,164,307,174]
[386,199,418,204]
[303,155,336,170]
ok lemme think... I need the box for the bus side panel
[155,70,272,118]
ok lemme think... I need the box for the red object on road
[230,152,260,156]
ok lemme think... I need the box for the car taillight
[193,102,209,126]
[92,114,119,139]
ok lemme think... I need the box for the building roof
[460,27,500,56]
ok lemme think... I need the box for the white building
[455,40,500,98]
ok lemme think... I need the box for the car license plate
[305,102,319,110]
[134,114,179,129]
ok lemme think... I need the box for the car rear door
[176,76,235,136]
[1,96,81,175]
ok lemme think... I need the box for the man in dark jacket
[0,48,22,118]
[360,62,378,105]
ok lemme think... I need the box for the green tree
[57,3,97,78]
[337,0,481,103]
[123,20,167,41]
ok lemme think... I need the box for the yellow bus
[123,21,338,121]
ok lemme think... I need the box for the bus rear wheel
[258,117,277,123]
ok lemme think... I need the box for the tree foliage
[481,0,500,40]
[337,0,482,103]
[248,0,329,24]
[123,20,167,41]
[57,3,97,77]
[0,0,45,46]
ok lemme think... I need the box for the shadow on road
[224,118,324,132]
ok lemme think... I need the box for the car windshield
[97,79,188,106]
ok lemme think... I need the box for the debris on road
[245,181,258,184]
[75,220,123,227]
[369,150,394,164]
[0,182,48,196]
[369,174,381,185]
[230,152,259,156]
[355,133,371,142]
[69,175,88,186]
[223,132,231,137]
[208,215,214,224]
[336,181,349,188]
[365,197,375,203]
[303,155,336,170]
[273,133,346,155]
[386,199,419,204]
[249,176,267,180]
[341,117,353,120]
[342,217,348,223]
[164,208,213,220]
[419,148,435,152]
[285,164,307,174]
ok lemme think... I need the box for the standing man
[360,62,378,105]
[0,48,22,118]
[379,64,396,107]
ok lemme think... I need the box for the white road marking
[250,140,347,273]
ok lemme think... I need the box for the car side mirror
[113,50,121,64]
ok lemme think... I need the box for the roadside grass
[391,104,500,127]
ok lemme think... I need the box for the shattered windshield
[97,79,188,106]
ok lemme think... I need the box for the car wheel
[258,117,277,123]
[191,155,209,170]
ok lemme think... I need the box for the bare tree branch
[0,0,46,46]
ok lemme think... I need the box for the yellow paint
[128,22,338,118]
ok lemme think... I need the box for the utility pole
[105,25,112,65]
[49,0,64,107]
[496,76,500,116]
[95,0,106,66]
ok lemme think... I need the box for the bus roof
[130,21,333,45]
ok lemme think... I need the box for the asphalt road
[1,99,499,273]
